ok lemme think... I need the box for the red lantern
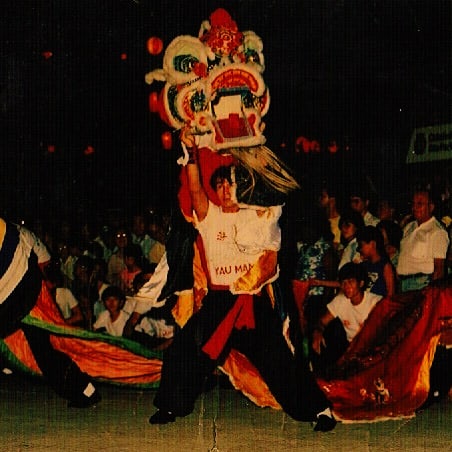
[148,92,159,112]
[84,145,95,156]
[161,131,172,150]
[120,53,127,60]
[42,51,53,60]
[47,144,56,153]
[296,136,311,153]
[146,36,163,55]
[328,140,339,153]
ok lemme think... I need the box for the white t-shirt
[93,299,136,337]
[397,217,449,276]
[195,202,281,289]
[327,291,382,342]
[55,287,79,319]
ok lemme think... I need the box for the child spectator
[312,263,382,369]
[337,210,365,269]
[356,226,396,297]
[93,286,135,337]
[119,244,143,295]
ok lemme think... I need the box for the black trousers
[1,258,92,401]
[154,289,330,421]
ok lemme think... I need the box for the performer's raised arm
[181,127,209,222]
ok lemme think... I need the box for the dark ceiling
[0,0,451,217]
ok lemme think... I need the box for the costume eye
[163,36,208,85]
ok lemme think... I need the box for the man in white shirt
[397,189,449,292]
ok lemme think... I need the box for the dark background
[1,0,451,222]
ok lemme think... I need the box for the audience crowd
[3,172,451,404]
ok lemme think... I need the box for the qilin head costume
[145,8,299,207]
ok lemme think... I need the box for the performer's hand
[180,125,196,148]
[312,329,325,355]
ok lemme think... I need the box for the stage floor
[1,372,450,452]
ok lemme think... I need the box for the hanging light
[84,145,95,155]
[161,131,172,150]
[148,91,159,112]
[328,140,339,153]
[146,36,163,55]
[296,136,311,153]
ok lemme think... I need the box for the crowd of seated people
[6,178,451,400]
[15,206,176,347]
[291,179,451,404]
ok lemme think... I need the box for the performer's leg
[21,324,100,407]
[232,295,333,424]
[151,292,234,422]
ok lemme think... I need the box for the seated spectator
[57,237,81,289]
[119,244,144,296]
[311,263,382,371]
[72,255,96,329]
[93,224,113,263]
[349,188,380,226]
[294,207,338,329]
[132,271,154,295]
[337,210,365,269]
[107,227,129,286]
[318,181,342,251]
[43,260,84,326]
[131,212,155,264]
[356,226,396,297]
[377,198,397,222]
[93,286,135,337]
[397,188,449,292]
[91,259,110,321]
[148,218,166,266]
[83,240,104,261]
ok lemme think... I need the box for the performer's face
[215,178,238,212]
